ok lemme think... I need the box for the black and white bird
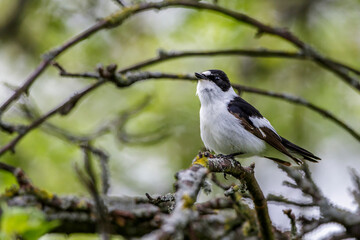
[195,69,320,166]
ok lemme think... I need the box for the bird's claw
[215,153,237,159]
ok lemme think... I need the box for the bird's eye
[207,75,215,81]
[214,76,222,83]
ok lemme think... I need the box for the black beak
[195,72,208,80]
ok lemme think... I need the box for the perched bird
[195,69,320,166]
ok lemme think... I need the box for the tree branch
[8,152,359,239]
[0,21,106,116]
[283,209,299,240]
[55,64,360,143]
[75,147,111,240]
[120,48,306,71]
[2,155,263,239]
[0,161,31,188]
[2,69,359,158]
[1,0,359,122]
[0,80,104,157]
[232,84,360,143]
[267,194,316,208]
[278,164,360,238]
[112,0,126,7]
[143,164,208,239]
[117,48,360,80]
[193,152,275,240]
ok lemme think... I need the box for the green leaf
[0,205,59,240]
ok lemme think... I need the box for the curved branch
[1,0,359,120]
[0,80,104,157]
[120,48,306,71]
[232,84,360,142]
[106,1,359,91]
[119,48,360,79]
[54,65,360,143]
[0,21,106,115]
[1,70,359,158]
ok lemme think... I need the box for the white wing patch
[249,116,280,138]
[258,128,266,138]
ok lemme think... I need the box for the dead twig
[75,147,111,239]
[277,164,360,238]
[283,209,299,240]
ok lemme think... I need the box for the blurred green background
[0,0,360,239]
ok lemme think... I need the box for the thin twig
[195,197,234,213]
[278,164,360,238]
[211,173,232,190]
[120,48,306,72]
[0,80,104,157]
[18,99,112,195]
[81,144,110,195]
[349,169,360,212]
[232,84,360,142]
[283,209,299,240]
[0,21,105,115]
[112,0,126,7]
[0,162,31,188]
[123,47,359,77]
[267,194,316,208]
[76,147,111,239]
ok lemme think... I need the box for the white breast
[197,81,266,155]
[200,103,266,155]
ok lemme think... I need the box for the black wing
[228,97,321,164]
[228,97,304,164]
[227,97,263,123]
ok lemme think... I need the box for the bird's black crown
[195,69,231,92]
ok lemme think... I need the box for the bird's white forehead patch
[202,71,211,76]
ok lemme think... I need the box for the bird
[195,69,321,166]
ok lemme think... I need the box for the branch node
[255,29,264,38]
[52,61,67,75]
[157,48,169,57]
[283,209,298,239]
[224,184,240,197]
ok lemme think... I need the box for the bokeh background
[0,0,360,239]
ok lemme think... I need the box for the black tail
[281,137,321,163]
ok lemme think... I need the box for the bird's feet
[198,151,215,158]
[215,152,244,159]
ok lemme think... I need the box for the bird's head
[195,70,231,92]
[195,70,234,104]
